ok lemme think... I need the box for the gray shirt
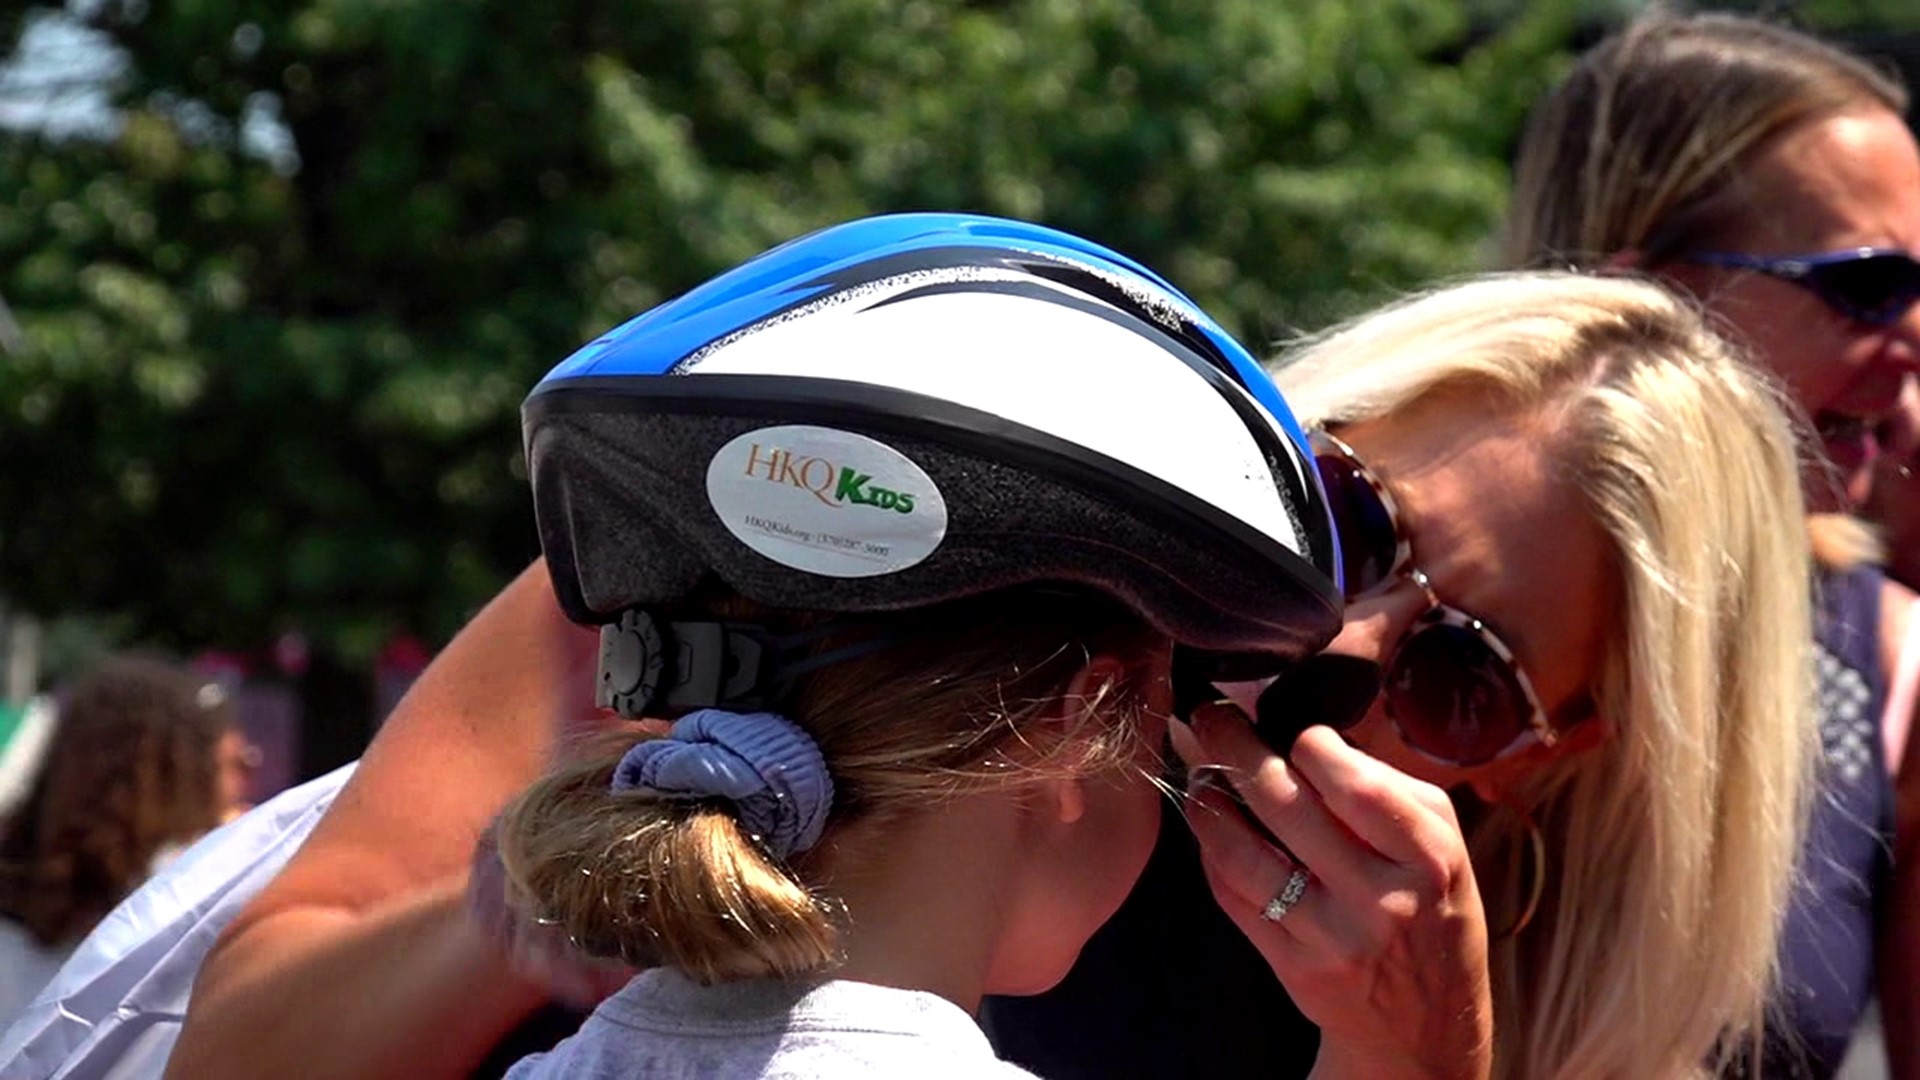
[504,969,1040,1078]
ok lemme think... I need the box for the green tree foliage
[0,0,1586,668]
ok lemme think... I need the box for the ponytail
[495,738,842,982]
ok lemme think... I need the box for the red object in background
[189,650,248,683]
[272,631,311,678]
[377,635,433,676]
[374,634,434,728]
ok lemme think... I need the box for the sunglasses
[1682,247,1920,327]
[1310,430,1559,767]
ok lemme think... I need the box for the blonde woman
[987,271,1815,1080]
[1506,14,1920,1075]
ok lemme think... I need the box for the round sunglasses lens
[1384,622,1530,766]
[1314,456,1398,598]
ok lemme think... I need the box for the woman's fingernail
[1187,766,1230,798]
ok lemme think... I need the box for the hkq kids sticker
[707,425,950,578]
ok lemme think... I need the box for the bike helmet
[525,213,1343,717]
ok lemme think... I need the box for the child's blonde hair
[494,587,1164,984]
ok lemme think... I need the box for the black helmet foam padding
[530,398,1337,664]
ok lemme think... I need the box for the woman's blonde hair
[1273,272,1815,1079]
[1506,11,1905,271]
[494,587,1164,984]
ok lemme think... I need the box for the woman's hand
[1177,703,1492,1080]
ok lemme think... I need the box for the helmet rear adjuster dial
[598,609,770,718]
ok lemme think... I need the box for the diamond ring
[1260,867,1311,922]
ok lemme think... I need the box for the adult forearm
[167,880,547,1080]
[164,560,596,1077]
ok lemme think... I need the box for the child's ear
[1039,655,1131,826]
[1062,654,1131,717]
[1052,775,1087,825]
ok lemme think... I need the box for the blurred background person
[0,654,250,1028]
[1506,12,1920,1077]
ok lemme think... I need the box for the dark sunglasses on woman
[1309,429,1562,767]
[1681,247,1920,327]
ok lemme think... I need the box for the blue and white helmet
[526,213,1341,701]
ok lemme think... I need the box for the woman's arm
[167,559,600,1080]
[1877,579,1920,774]
[1878,579,1920,1079]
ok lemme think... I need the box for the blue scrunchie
[610,709,834,859]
